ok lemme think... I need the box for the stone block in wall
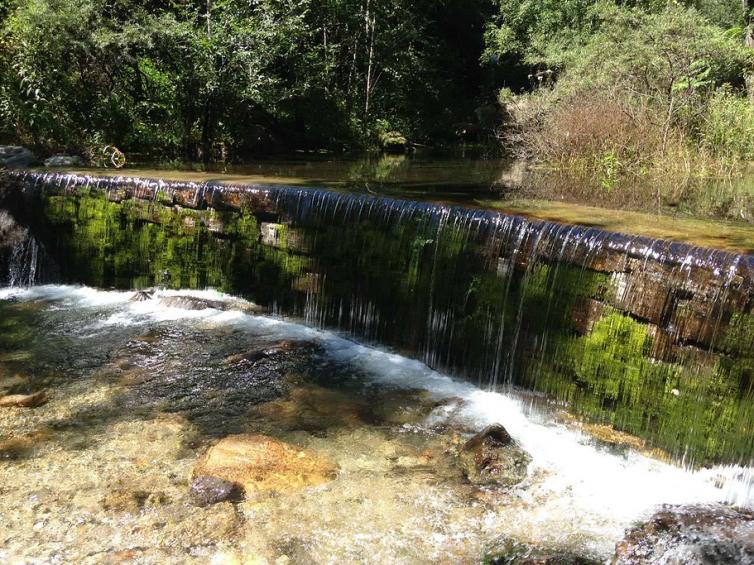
[260,223,282,247]
[645,325,677,363]
[609,270,672,325]
[572,298,604,335]
[259,222,310,253]
[174,187,202,209]
[181,215,197,232]
[204,213,226,234]
[670,299,730,349]
[106,187,127,203]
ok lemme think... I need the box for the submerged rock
[0,437,34,460]
[249,383,368,432]
[0,372,28,395]
[484,539,601,565]
[369,388,445,426]
[0,146,35,168]
[613,503,754,564]
[224,340,317,365]
[129,289,155,302]
[190,476,243,507]
[101,488,169,513]
[158,294,263,312]
[193,434,337,496]
[44,154,86,167]
[0,391,48,408]
[458,424,531,487]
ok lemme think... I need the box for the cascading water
[0,209,40,287]
[2,170,754,471]
[3,170,754,562]
[7,233,39,287]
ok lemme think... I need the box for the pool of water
[0,285,751,563]
[46,153,754,254]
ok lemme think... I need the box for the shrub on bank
[497,2,754,188]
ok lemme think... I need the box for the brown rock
[458,424,531,487]
[224,340,316,365]
[613,504,754,564]
[0,437,34,459]
[249,384,366,432]
[101,488,169,513]
[0,390,47,408]
[193,434,337,495]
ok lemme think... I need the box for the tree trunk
[364,0,376,120]
[744,1,754,100]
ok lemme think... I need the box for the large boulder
[44,154,86,167]
[193,434,337,497]
[0,146,35,169]
[613,504,754,564]
[458,424,531,487]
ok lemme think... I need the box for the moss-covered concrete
[3,172,754,467]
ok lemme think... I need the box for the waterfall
[0,208,40,287]
[3,170,754,468]
[7,233,39,287]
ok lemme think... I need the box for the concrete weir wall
[2,170,754,466]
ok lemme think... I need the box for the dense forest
[0,0,753,171]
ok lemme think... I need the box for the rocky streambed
[0,286,752,564]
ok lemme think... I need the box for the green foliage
[491,1,754,183]
[563,4,753,108]
[702,87,754,162]
[0,0,497,157]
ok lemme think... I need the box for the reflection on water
[40,153,754,252]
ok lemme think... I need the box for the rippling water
[0,285,752,562]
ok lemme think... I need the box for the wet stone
[193,434,338,496]
[190,475,243,506]
[101,488,169,513]
[484,539,602,565]
[224,340,318,366]
[248,384,368,432]
[458,424,531,487]
[0,390,48,408]
[158,294,263,313]
[129,289,155,302]
[613,503,754,565]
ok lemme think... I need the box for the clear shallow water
[1,285,752,563]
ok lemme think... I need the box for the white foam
[3,284,753,540]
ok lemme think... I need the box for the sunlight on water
[2,284,751,548]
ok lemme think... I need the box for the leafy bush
[495,2,754,183]
[702,88,754,162]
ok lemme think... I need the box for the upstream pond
[2,159,754,563]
